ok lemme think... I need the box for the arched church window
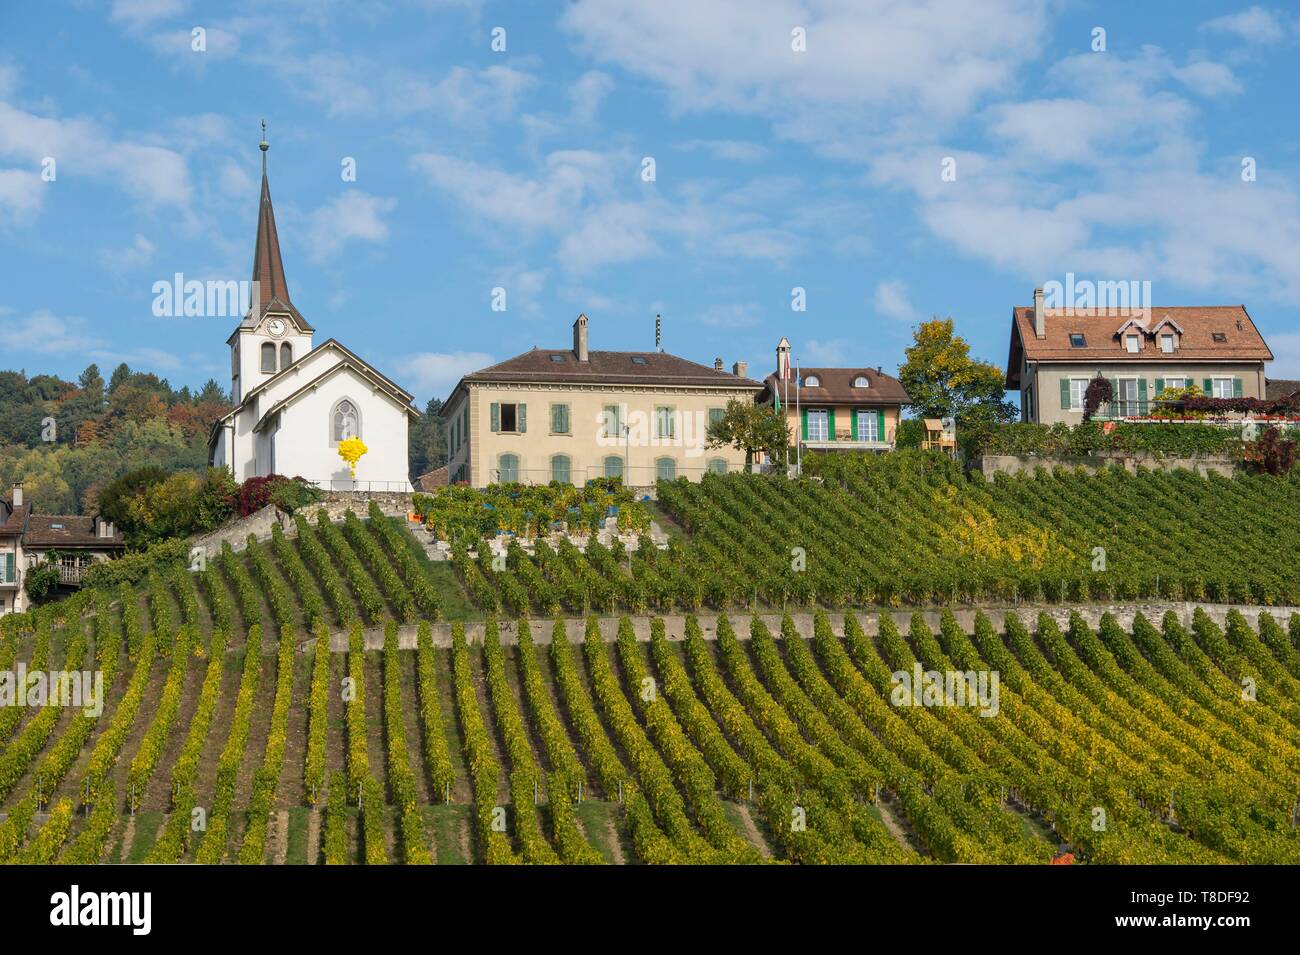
[261,342,276,373]
[280,342,292,368]
[332,399,360,445]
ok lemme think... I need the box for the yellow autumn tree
[338,437,368,479]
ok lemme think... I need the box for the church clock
[267,318,287,338]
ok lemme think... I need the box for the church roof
[238,143,313,333]
[249,354,420,434]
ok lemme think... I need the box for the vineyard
[0,458,1298,865]
[451,454,1300,614]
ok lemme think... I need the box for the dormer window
[630,356,648,365]
[1125,334,1140,354]
[549,354,566,363]
[1212,331,1227,342]
[1069,333,1087,348]
[804,375,820,387]
[853,375,869,388]
[1160,334,1175,354]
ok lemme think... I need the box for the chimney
[732,361,748,378]
[10,483,21,509]
[572,313,589,362]
[713,358,723,371]
[1033,287,1045,339]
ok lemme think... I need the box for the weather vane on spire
[259,119,268,173]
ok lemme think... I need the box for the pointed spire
[250,121,290,313]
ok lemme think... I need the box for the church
[209,135,418,491]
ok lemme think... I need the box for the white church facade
[209,137,418,491]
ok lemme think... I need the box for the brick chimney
[732,360,748,378]
[10,483,21,508]
[1033,287,1045,339]
[572,313,589,362]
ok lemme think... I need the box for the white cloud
[109,0,186,29]
[1267,332,1300,378]
[1201,6,1289,44]
[697,302,762,328]
[873,280,915,321]
[1171,60,1243,98]
[393,350,495,400]
[303,191,397,261]
[677,139,769,163]
[568,70,614,123]
[0,168,43,225]
[8,309,103,355]
[800,338,860,366]
[0,102,191,209]
[98,233,156,271]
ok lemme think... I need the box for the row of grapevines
[271,523,326,629]
[343,511,416,622]
[317,511,386,624]
[343,621,387,865]
[238,625,294,863]
[245,536,297,630]
[304,622,331,806]
[515,620,585,798]
[293,515,356,626]
[220,541,262,628]
[126,626,196,809]
[382,621,432,864]
[414,621,455,799]
[367,501,442,618]
[323,771,350,865]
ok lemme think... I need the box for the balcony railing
[801,428,892,451]
[1094,399,1300,427]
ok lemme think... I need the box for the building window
[707,407,725,428]
[806,409,829,441]
[655,406,676,439]
[1164,377,1186,392]
[498,453,520,483]
[1160,334,1175,353]
[1069,377,1089,411]
[491,402,526,433]
[1125,334,1140,353]
[550,454,571,485]
[1212,378,1235,399]
[261,342,277,373]
[853,375,869,388]
[331,399,360,444]
[707,458,728,475]
[1116,379,1140,416]
[804,375,820,387]
[856,410,879,442]
[280,342,292,367]
[603,455,624,479]
[550,403,571,435]
[1069,333,1087,348]
[603,404,622,439]
[656,457,676,481]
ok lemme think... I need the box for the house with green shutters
[1006,292,1274,423]
[756,338,911,452]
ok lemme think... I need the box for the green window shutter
[849,410,858,440]
[1203,378,1213,394]
[518,403,527,433]
[490,402,500,432]
[1059,379,1071,410]
[801,409,808,440]
[1233,377,1243,398]
[877,409,885,442]
[1155,377,1164,394]
[1137,378,1147,402]
[827,409,836,441]
[4,553,11,582]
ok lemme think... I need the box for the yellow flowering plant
[337,436,368,478]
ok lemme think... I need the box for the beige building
[756,338,911,452]
[442,315,763,487]
[1006,291,1274,424]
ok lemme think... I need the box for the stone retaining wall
[977,453,1238,479]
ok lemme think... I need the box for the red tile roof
[0,503,29,538]
[23,515,126,549]
[758,367,910,405]
[1008,305,1273,387]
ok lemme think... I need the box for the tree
[108,362,131,394]
[705,400,790,472]
[408,397,447,480]
[898,318,1018,456]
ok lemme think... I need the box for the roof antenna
[655,313,662,352]
[259,119,269,174]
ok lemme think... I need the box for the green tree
[898,318,1018,456]
[409,397,447,481]
[705,399,790,472]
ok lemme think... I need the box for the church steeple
[251,121,291,315]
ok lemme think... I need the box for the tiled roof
[23,515,126,549]
[415,466,448,491]
[1008,305,1273,387]
[448,348,762,402]
[0,503,28,537]
[758,367,910,405]
[1266,378,1300,401]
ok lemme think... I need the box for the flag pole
[795,359,801,477]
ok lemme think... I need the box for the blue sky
[3,0,1300,406]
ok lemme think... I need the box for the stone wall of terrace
[977,453,1239,479]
